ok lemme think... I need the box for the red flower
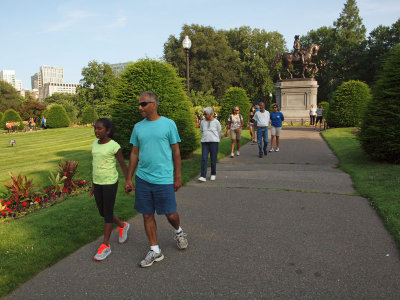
[1,211,5,216]
[35,198,41,203]
[22,202,28,207]
[50,186,55,190]
[45,190,49,193]
[7,201,11,205]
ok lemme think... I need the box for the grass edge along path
[321,128,400,250]
[0,130,250,298]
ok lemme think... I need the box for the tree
[0,81,23,112]
[358,18,400,84]
[301,0,367,102]
[110,59,198,158]
[224,27,286,103]
[359,45,400,163]
[16,101,46,125]
[327,80,371,127]
[43,93,79,124]
[81,106,99,125]
[189,89,218,107]
[219,87,251,126]
[1,109,24,130]
[164,24,241,100]
[46,104,71,128]
[77,61,118,117]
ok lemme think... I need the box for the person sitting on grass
[91,118,130,261]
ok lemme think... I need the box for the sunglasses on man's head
[139,101,155,107]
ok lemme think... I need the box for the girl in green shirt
[91,118,130,261]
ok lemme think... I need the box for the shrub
[319,101,330,120]
[110,59,198,158]
[1,109,24,130]
[15,100,46,125]
[81,106,99,125]
[327,80,372,127]
[46,104,70,128]
[0,112,3,124]
[359,45,400,163]
[3,173,34,212]
[219,87,251,126]
[58,161,79,190]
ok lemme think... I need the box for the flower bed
[0,161,91,222]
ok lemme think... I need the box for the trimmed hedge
[1,109,24,130]
[45,104,70,128]
[327,80,372,127]
[110,59,199,158]
[219,87,251,126]
[359,45,400,163]
[81,106,99,125]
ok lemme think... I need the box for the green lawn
[0,126,250,297]
[321,128,400,249]
[0,127,96,197]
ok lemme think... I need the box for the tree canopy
[0,81,23,112]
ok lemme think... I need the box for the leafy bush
[15,101,46,125]
[46,104,71,128]
[81,106,99,125]
[110,59,198,158]
[0,112,3,124]
[58,160,79,190]
[219,87,251,126]
[3,173,34,212]
[1,109,24,130]
[359,45,400,163]
[327,80,372,127]
[190,89,218,107]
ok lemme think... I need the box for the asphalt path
[6,127,400,299]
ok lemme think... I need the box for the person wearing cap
[269,104,284,152]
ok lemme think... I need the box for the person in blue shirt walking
[125,91,188,268]
[269,104,284,152]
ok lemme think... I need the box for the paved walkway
[6,128,400,299]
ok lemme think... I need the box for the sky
[1,0,399,90]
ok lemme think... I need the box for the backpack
[229,114,242,123]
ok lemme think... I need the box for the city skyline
[1,0,399,90]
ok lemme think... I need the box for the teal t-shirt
[130,116,181,184]
[92,139,121,185]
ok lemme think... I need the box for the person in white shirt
[309,104,316,126]
[253,102,270,158]
[198,107,222,182]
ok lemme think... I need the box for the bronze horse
[274,44,320,80]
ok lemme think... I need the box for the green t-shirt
[92,139,121,185]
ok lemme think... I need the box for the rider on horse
[293,35,304,65]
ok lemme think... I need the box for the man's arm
[124,145,139,194]
[171,143,182,192]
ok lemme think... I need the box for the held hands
[124,180,135,195]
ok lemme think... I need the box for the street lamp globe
[183,35,192,49]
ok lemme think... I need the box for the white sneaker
[210,175,216,181]
[236,151,240,156]
[269,148,274,152]
[275,148,280,152]
[230,153,234,158]
[198,177,206,182]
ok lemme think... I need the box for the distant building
[39,66,64,86]
[31,72,40,90]
[109,62,132,76]
[0,69,23,91]
[40,82,80,100]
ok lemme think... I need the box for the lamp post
[182,35,192,97]
[89,83,95,125]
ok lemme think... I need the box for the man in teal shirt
[125,91,188,268]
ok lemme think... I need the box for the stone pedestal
[275,78,318,123]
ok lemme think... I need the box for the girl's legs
[270,135,276,149]
[231,139,235,154]
[236,139,240,151]
[276,136,280,148]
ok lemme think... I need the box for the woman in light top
[198,107,222,182]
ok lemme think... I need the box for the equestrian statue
[274,35,320,80]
